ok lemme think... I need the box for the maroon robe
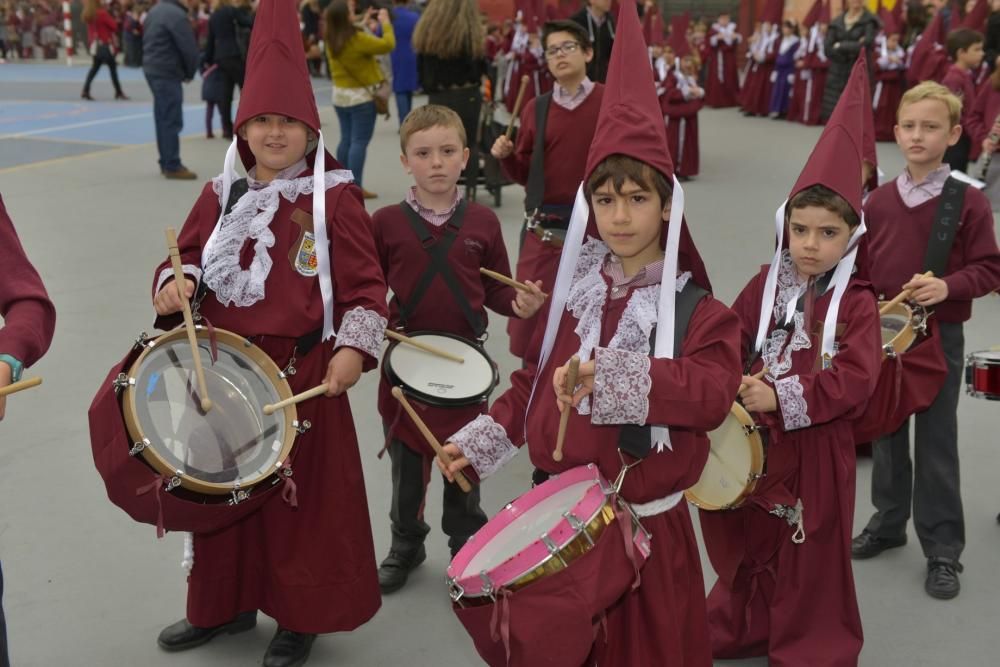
[873,48,906,141]
[701,260,881,667]
[968,80,1000,159]
[372,201,517,455]
[740,33,778,116]
[943,64,982,160]
[0,195,56,372]
[451,241,742,666]
[663,72,703,178]
[150,175,388,634]
[501,86,604,359]
[504,47,551,113]
[788,44,829,126]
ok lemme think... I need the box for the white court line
[0,86,334,141]
[0,103,203,140]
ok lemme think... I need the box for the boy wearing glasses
[491,19,605,361]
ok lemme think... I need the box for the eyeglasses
[545,41,580,59]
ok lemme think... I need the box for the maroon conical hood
[667,14,692,58]
[858,51,879,193]
[962,0,989,30]
[642,5,665,47]
[233,0,326,170]
[802,0,823,28]
[584,0,710,290]
[761,0,784,25]
[789,47,866,217]
[909,10,945,83]
[879,6,901,35]
[818,1,831,24]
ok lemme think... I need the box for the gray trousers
[865,321,965,561]
[385,437,488,556]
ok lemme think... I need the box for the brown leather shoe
[164,167,198,180]
[361,188,378,199]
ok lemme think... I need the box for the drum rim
[382,330,499,407]
[121,327,298,495]
[685,401,765,511]
[879,300,922,358]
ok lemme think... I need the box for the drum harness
[520,92,574,249]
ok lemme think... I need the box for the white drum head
[386,334,495,403]
[460,479,595,577]
[689,412,756,507]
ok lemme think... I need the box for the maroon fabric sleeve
[499,97,535,186]
[0,196,56,368]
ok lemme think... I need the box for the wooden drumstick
[385,329,465,364]
[0,376,42,398]
[166,227,212,413]
[479,268,549,298]
[391,387,473,493]
[879,271,934,316]
[738,367,770,393]
[553,355,581,462]
[505,75,530,139]
[262,383,329,416]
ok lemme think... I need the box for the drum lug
[113,374,135,393]
[742,423,761,436]
[447,577,465,603]
[292,419,312,435]
[883,344,897,360]
[479,572,496,602]
[129,439,150,457]
[563,511,594,547]
[133,332,150,350]
[229,486,252,505]
[541,533,567,567]
[165,475,182,493]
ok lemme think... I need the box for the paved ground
[1,62,999,666]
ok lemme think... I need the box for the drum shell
[966,351,1000,400]
[88,345,280,535]
[452,514,642,667]
[853,317,948,443]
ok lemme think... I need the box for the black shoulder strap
[225,178,249,216]
[617,280,710,460]
[923,175,968,277]
[524,92,553,213]
[394,200,486,337]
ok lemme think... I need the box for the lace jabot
[202,169,353,308]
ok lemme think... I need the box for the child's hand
[512,280,546,319]
[153,278,195,316]
[739,375,777,413]
[323,347,364,396]
[491,135,514,159]
[0,360,10,421]
[983,137,997,156]
[904,274,949,307]
[436,442,470,482]
[553,359,595,413]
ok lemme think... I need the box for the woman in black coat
[205,0,254,139]
[822,0,880,121]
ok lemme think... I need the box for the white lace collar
[202,168,353,308]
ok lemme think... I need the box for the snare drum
[685,402,765,510]
[382,331,498,407]
[966,350,1000,400]
[448,465,650,605]
[879,301,928,359]
[89,326,302,534]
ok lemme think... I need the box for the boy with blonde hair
[856,81,1000,600]
[371,104,544,594]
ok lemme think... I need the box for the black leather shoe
[851,530,907,559]
[377,545,426,594]
[925,557,962,600]
[156,611,257,651]
[263,628,316,667]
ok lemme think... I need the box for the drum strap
[396,201,486,338]
[923,176,968,278]
[524,92,552,213]
[617,281,710,460]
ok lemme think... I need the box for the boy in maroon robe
[874,14,907,141]
[372,104,544,593]
[941,27,985,171]
[701,55,881,667]
[438,3,741,665]
[148,1,389,665]
[855,81,1000,599]
[663,53,704,180]
[492,19,604,361]
[0,195,57,667]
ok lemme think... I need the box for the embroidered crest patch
[294,232,319,276]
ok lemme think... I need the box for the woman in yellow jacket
[325,0,395,198]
